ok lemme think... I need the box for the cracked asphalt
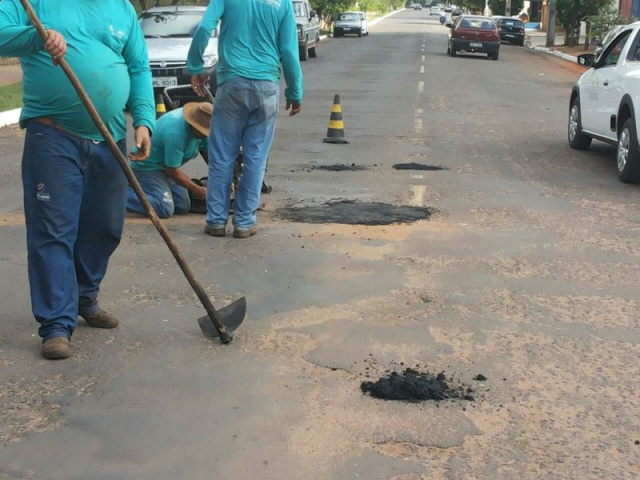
[2,9,640,480]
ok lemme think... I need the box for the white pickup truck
[569,22,640,183]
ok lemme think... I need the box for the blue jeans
[207,77,279,230]
[126,170,190,219]
[22,121,127,341]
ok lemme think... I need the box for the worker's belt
[32,117,103,144]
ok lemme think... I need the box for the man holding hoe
[0,0,155,359]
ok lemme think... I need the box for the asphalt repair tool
[19,0,246,344]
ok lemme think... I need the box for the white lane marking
[417,81,424,94]
[415,108,423,115]
[420,65,424,73]
[414,118,423,133]
[409,184,427,207]
[422,55,425,62]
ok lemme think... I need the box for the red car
[447,15,501,60]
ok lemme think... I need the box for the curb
[526,43,578,64]
[0,108,20,129]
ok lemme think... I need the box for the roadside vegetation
[0,83,22,112]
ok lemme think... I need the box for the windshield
[461,18,496,30]
[293,2,307,17]
[140,11,204,38]
[501,20,523,28]
[339,13,359,21]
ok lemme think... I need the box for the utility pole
[545,0,556,47]
[505,0,511,16]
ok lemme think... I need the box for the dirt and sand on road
[1,10,640,480]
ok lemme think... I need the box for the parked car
[444,5,453,12]
[140,6,218,97]
[413,3,423,9]
[494,17,525,46]
[430,5,443,15]
[452,8,463,16]
[293,0,320,61]
[447,15,500,60]
[569,24,640,183]
[334,12,368,37]
[594,24,625,59]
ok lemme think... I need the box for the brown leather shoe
[41,337,71,360]
[233,225,257,239]
[204,224,227,237]
[80,309,119,329]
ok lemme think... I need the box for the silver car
[334,12,368,37]
[140,6,219,96]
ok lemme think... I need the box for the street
[2,9,640,479]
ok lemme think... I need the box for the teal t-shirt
[131,108,208,172]
[188,0,303,103]
[0,0,155,141]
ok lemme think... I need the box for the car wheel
[490,51,499,60]
[617,117,640,183]
[300,43,308,61]
[358,29,363,37]
[450,46,456,57]
[568,97,592,150]
[519,39,525,46]
[309,37,318,58]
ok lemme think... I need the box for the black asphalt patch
[311,163,369,172]
[361,368,475,403]
[278,201,435,226]
[393,163,448,171]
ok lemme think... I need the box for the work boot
[233,225,257,239]
[204,224,227,237]
[80,309,119,329]
[41,337,71,360]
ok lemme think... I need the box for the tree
[488,0,524,16]
[460,0,486,14]
[556,0,609,46]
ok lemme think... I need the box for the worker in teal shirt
[0,0,155,359]
[188,0,303,239]
[127,103,212,219]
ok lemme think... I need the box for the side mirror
[577,53,595,67]
[445,21,453,28]
[310,10,317,19]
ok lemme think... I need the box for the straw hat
[183,102,213,137]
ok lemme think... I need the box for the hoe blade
[198,297,247,338]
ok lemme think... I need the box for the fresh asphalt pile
[278,200,435,226]
[310,163,369,172]
[361,368,476,403]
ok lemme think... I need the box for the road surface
[1,9,639,480]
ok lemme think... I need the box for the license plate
[343,27,351,31]
[152,77,178,88]
[470,42,483,47]
[505,34,514,37]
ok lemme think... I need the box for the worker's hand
[130,126,151,161]
[286,100,302,117]
[192,185,207,200]
[191,75,209,98]
[45,30,67,66]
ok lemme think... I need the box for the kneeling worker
[127,102,212,218]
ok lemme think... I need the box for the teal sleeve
[123,4,155,134]
[278,2,303,104]
[188,0,224,75]
[163,133,186,169]
[0,0,45,57]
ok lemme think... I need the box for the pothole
[361,368,476,403]
[393,163,448,171]
[310,163,369,172]
[278,200,436,226]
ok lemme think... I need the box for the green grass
[0,83,22,112]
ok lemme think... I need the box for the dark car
[293,0,320,61]
[494,17,525,46]
[452,8,463,16]
[447,15,500,60]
